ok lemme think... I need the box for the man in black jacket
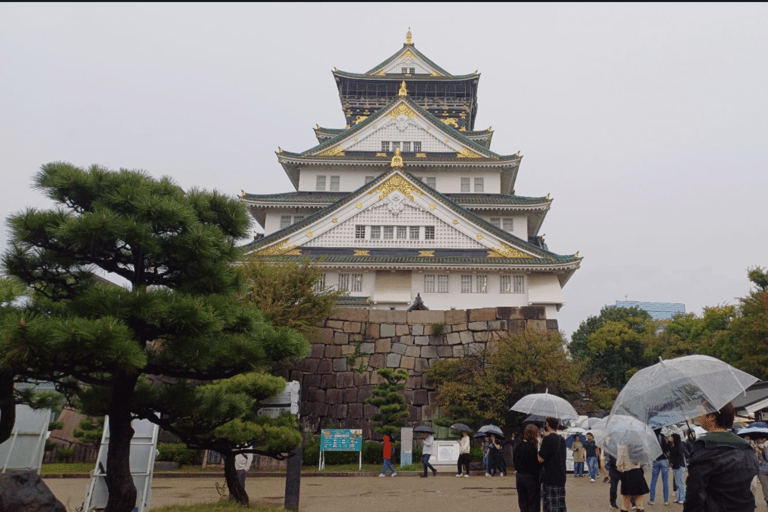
[684,402,759,511]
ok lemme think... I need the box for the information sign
[318,429,363,470]
[258,380,300,418]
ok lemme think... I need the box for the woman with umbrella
[616,443,650,512]
[570,433,585,477]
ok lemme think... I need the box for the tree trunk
[224,451,249,506]
[104,371,139,512]
[0,370,15,444]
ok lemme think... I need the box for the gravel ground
[45,471,768,512]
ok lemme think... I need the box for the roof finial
[398,80,408,97]
[406,28,412,45]
[391,147,404,169]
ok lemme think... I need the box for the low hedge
[156,443,202,465]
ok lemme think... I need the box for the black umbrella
[450,423,473,432]
[413,425,435,434]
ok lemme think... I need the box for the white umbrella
[610,355,758,428]
[510,389,579,420]
[478,424,504,437]
[595,414,662,467]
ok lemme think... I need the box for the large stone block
[450,322,468,332]
[308,388,325,403]
[393,324,408,336]
[403,389,414,403]
[521,306,546,320]
[374,339,391,353]
[459,330,474,344]
[320,374,337,389]
[546,319,559,330]
[391,343,407,355]
[353,372,371,386]
[421,405,434,420]
[380,323,396,337]
[407,310,446,324]
[348,402,363,419]
[452,345,465,358]
[369,309,407,324]
[343,321,362,334]
[297,358,319,374]
[369,353,385,369]
[315,402,329,416]
[473,330,490,342]
[326,388,342,404]
[326,320,344,330]
[357,385,374,402]
[406,375,422,389]
[469,307,497,322]
[420,346,437,358]
[342,387,357,403]
[332,372,352,390]
[364,403,378,418]
[400,355,415,369]
[303,374,321,389]
[408,404,422,422]
[331,307,369,322]
[445,309,468,324]
[399,335,414,345]
[528,319,548,332]
[0,470,67,512]
[340,345,356,355]
[412,324,424,336]
[366,323,380,339]
[497,307,522,320]
[405,346,421,357]
[414,358,430,373]
[324,345,342,358]
[359,342,375,354]
[488,320,503,330]
[316,360,333,374]
[414,335,430,346]
[332,358,348,372]
[331,404,348,419]
[290,370,303,383]
[508,319,527,334]
[446,332,462,345]
[436,346,453,357]
[333,331,349,344]
[386,353,402,367]
[412,389,429,405]
[468,321,488,331]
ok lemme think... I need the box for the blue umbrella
[473,432,488,438]
[565,432,586,448]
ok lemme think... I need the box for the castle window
[280,215,291,229]
[437,275,449,293]
[424,226,435,240]
[402,141,411,152]
[476,275,488,293]
[490,217,500,228]
[383,226,394,239]
[314,273,326,292]
[501,275,525,294]
[474,177,484,193]
[370,226,381,239]
[461,177,470,192]
[413,141,422,152]
[338,273,350,291]
[425,274,449,293]
[461,275,488,293]
[316,175,326,191]
[397,226,407,239]
[351,274,363,292]
[392,141,400,151]
[381,141,390,152]
[355,225,366,239]
[330,176,340,191]
[426,177,436,188]
[410,226,420,239]
[461,275,472,293]
[502,218,514,232]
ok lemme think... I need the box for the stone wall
[284,306,558,439]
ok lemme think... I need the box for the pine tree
[1,162,307,512]
[365,368,409,439]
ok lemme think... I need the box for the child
[379,435,396,477]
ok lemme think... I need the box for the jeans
[573,461,584,476]
[649,459,669,503]
[382,458,395,475]
[422,453,436,475]
[586,456,599,480]
[672,467,685,503]
[483,454,489,472]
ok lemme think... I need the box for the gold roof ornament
[406,28,412,45]
[398,80,408,97]
[546,193,551,200]
[516,151,520,157]
[390,147,404,169]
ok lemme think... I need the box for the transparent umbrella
[595,414,662,467]
[610,355,758,428]
[478,424,504,437]
[511,389,579,420]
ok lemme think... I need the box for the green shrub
[56,447,74,462]
[157,443,201,465]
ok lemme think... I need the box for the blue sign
[320,429,363,451]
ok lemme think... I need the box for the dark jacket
[668,434,686,470]
[683,431,759,512]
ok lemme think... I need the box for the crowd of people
[407,401,767,512]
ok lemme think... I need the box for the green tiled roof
[243,170,571,263]
[362,43,460,78]
[243,191,548,207]
[247,253,577,266]
[334,69,478,81]
[279,97,517,162]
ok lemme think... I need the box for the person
[487,433,503,476]
[538,416,567,512]
[583,432,600,482]
[456,430,470,477]
[617,444,649,512]
[667,433,685,504]
[380,435,396,477]
[482,435,491,476]
[647,429,670,505]
[684,402,759,511]
[514,423,542,512]
[605,452,621,509]
[754,433,768,508]
[495,434,508,477]
[234,447,253,492]
[421,432,437,478]
[572,435,585,478]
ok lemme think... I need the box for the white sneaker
[379,474,385,477]
[463,474,469,478]
[485,472,491,477]
[590,478,595,482]
[391,472,396,477]
[456,473,463,477]
[499,473,504,477]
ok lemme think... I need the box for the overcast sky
[2,3,766,339]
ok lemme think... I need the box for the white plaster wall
[527,274,564,307]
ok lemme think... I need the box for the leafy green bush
[157,443,201,465]
[56,447,74,462]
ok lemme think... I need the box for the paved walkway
[44,471,768,512]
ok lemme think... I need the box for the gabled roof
[242,169,580,285]
[360,41,461,78]
[279,96,518,162]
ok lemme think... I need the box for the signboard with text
[320,429,362,451]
